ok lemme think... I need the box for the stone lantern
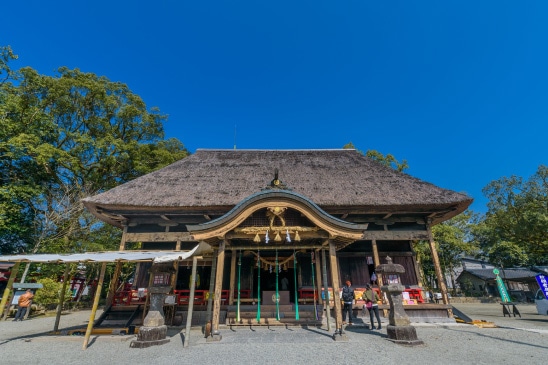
[376,256,423,346]
[131,263,175,348]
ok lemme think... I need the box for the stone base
[332,330,349,341]
[130,325,169,349]
[206,332,222,342]
[130,338,170,348]
[386,325,424,346]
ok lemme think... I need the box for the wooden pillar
[314,250,323,309]
[119,225,128,251]
[228,251,237,305]
[141,265,155,325]
[105,262,122,309]
[210,240,225,341]
[321,248,331,332]
[170,261,178,290]
[206,255,217,322]
[83,262,107,350]
[410,240,423,287]
[427,223,451,309]
[328,242,343,334]
[54,264,71,332]
[0,262,20,319]
[173,240,181,293]
[184,256,198,348]
[371,239,383,286]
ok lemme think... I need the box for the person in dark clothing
[340,280,355,325]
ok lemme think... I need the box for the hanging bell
[254,233,261,243]
[274,232,282,242]
[294,231,301,241]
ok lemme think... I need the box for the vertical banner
[493,269,511,302]
[535,274,548,300]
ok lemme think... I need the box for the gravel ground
[1,302,547,365]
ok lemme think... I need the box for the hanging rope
[237,250,242,322]
[293,249,299,320]
[310,250,318,320]
[249,251,294,267]
[275,249,280,320]
[256,249,261,323]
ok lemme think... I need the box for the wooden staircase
[226,304,322,327]
[95,305,144,328]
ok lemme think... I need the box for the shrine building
[81,149,472,339]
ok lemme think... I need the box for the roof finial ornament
[268,168,288,189]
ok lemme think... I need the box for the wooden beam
[211,240,226,340]
[361,231,429,240]
[105,262,122,310]
[83,262,107,350]
[54,264,70,332]
[228,251,237,305]
[329,242,343,334]
[227,244,324,251]
[0,262,20,319]
[314,249,323,314]
[371,239,383,286]
[125,232,194,242]
[321,248,331,332]
[184,256,198,348]
[225,231,329,240]
[427,224,452,317]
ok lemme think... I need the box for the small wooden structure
[78,149,472,339]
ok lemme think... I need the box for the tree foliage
[416,210,479,291]
[473,165,548,266]
[34,277,73,308]
[343,142,409,172]
[0,46,189,256]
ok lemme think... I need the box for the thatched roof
[83,149,471,222]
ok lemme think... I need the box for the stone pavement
[0,302,546,364]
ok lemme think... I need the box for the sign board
[535,274,548,300]
[493,269,511,302]
[12,283,43,290]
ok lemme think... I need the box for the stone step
[226,311,317,319]
[226,317,322,326]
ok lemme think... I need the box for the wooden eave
[186,190,369,244]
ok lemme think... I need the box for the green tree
[0,47,189,256]
[0,46,38,254]
[416,210,479,293]
[343,142,409,172]
[474,165,548,266]
[34,277,73,310]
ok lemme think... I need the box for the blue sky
[2,1,547,213]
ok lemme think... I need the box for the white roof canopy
[0,242,212,264]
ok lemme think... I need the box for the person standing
[340,280,355,325]
[362,284,381,329]
[13,289,34,321]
